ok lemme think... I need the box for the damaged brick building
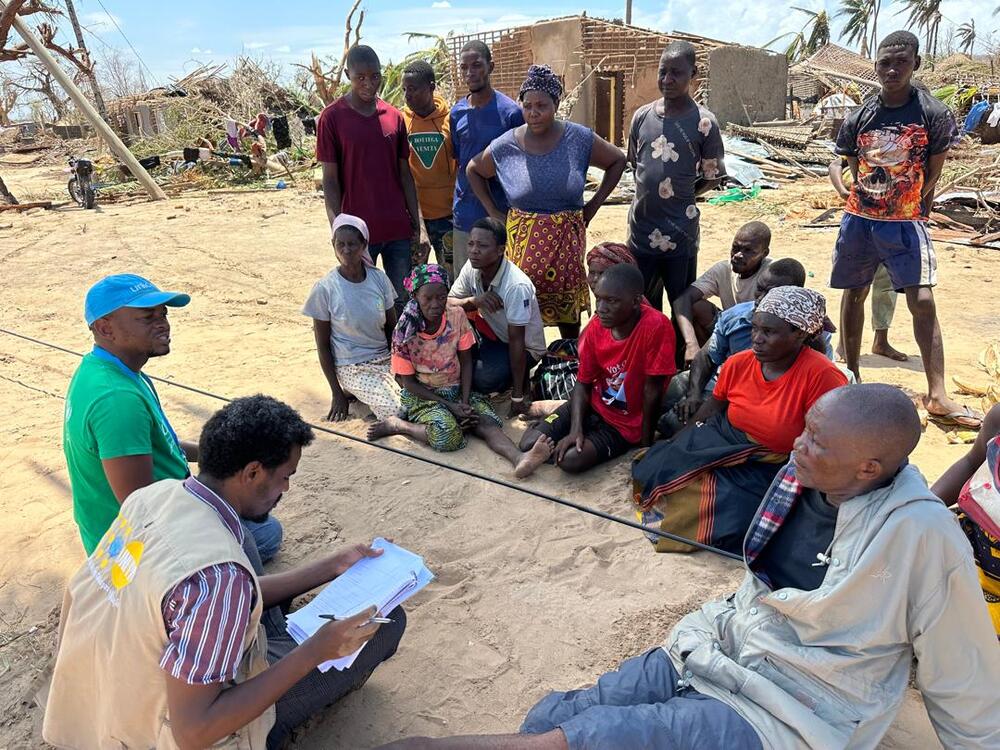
[448,15,788,146]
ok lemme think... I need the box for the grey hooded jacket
[665,464,1000,749]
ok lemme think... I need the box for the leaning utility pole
[63,0,108,121]
[2,2,166,200]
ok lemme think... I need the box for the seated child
[519,264,676,473]
[369,264,553,478]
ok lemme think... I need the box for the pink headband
[331,213,370,244]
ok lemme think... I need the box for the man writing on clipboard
[43,395,406,750]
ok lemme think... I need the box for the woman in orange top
[632,286,848,554]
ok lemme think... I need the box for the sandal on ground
[928,406,983,431]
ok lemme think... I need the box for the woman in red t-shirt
[632,286,848,554]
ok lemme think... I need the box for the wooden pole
[64,0,109,122]
[2,3,166,201]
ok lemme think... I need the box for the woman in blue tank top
[467,65,626,338]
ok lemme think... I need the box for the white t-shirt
[450,257,547,358]
[302,267,397,365]
[691,257,772,310]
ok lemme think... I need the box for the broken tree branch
[330,0,363,94]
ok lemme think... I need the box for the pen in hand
[320,614,393,625]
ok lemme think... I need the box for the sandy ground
[2,162,998,749]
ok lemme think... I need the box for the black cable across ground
[0,327,744,562]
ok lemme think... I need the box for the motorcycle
[68,156,96,209]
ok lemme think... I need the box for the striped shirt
[158,477,256,684]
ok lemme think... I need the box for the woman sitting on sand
[632,286,848,554]
[932,403,1000,637]
[369,264,553,477]
[302,213,401,423]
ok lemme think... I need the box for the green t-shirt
[63,352,190,554]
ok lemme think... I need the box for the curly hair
[461,40,491,63]
[471,216,506,247]
[198,395,315,479]
[661,40,697,70]
[403,59,436,87]
[878,30,919,55]
[346,44,381,73]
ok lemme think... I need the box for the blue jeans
[521,648,762,750]
[242,514,283,564]
[473,337,538,395]
[370,238,413,313]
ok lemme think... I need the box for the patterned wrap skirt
[631,413,787,554]
[400,385,502,452]
[506,207,590,326]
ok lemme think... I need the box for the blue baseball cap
[84,274,191,326]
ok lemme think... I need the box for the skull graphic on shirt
[851,123,928,219]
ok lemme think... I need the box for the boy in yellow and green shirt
[401,60,456,273]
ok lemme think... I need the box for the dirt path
[2,165,995,747]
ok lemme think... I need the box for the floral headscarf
[393,264,451,350]
[756,286,827,335]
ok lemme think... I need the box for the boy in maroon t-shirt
[521,264,676,473]
[317,45,427,311]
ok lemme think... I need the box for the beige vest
[43,479,275,749]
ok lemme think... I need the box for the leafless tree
[9,60,68,118]
[0,74,19,125]
[98,46,146,99]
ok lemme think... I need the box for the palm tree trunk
[870,0,879,59]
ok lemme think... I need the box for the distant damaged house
[448,15,788,145]
[789,44,879,110]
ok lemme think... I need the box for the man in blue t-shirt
[449,40,524,274]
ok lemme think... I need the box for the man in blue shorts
[833,30,980,429]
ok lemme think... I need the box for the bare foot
[871,342,908,361]
[871,333,908,362]
[834,343,846,363]
[924,396,983,429]
[520,399,565,421]
[514,435,555,478]
[367,416,407,441]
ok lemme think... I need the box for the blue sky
[47,0,1000,86]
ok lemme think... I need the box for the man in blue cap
[63,274,283,560]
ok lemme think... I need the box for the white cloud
[82,11,121,31]
[190,47,213,55]
[273,44,291,53]
[244,41,272,50]
[432,1,451,8]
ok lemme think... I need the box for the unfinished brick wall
[447,17,787,132]
[448,27,534,101]
[579,18,711,104]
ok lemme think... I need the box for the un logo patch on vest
[409,132,445,169]
[88,514,145,607]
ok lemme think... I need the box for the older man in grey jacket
[382,383,1000,750]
